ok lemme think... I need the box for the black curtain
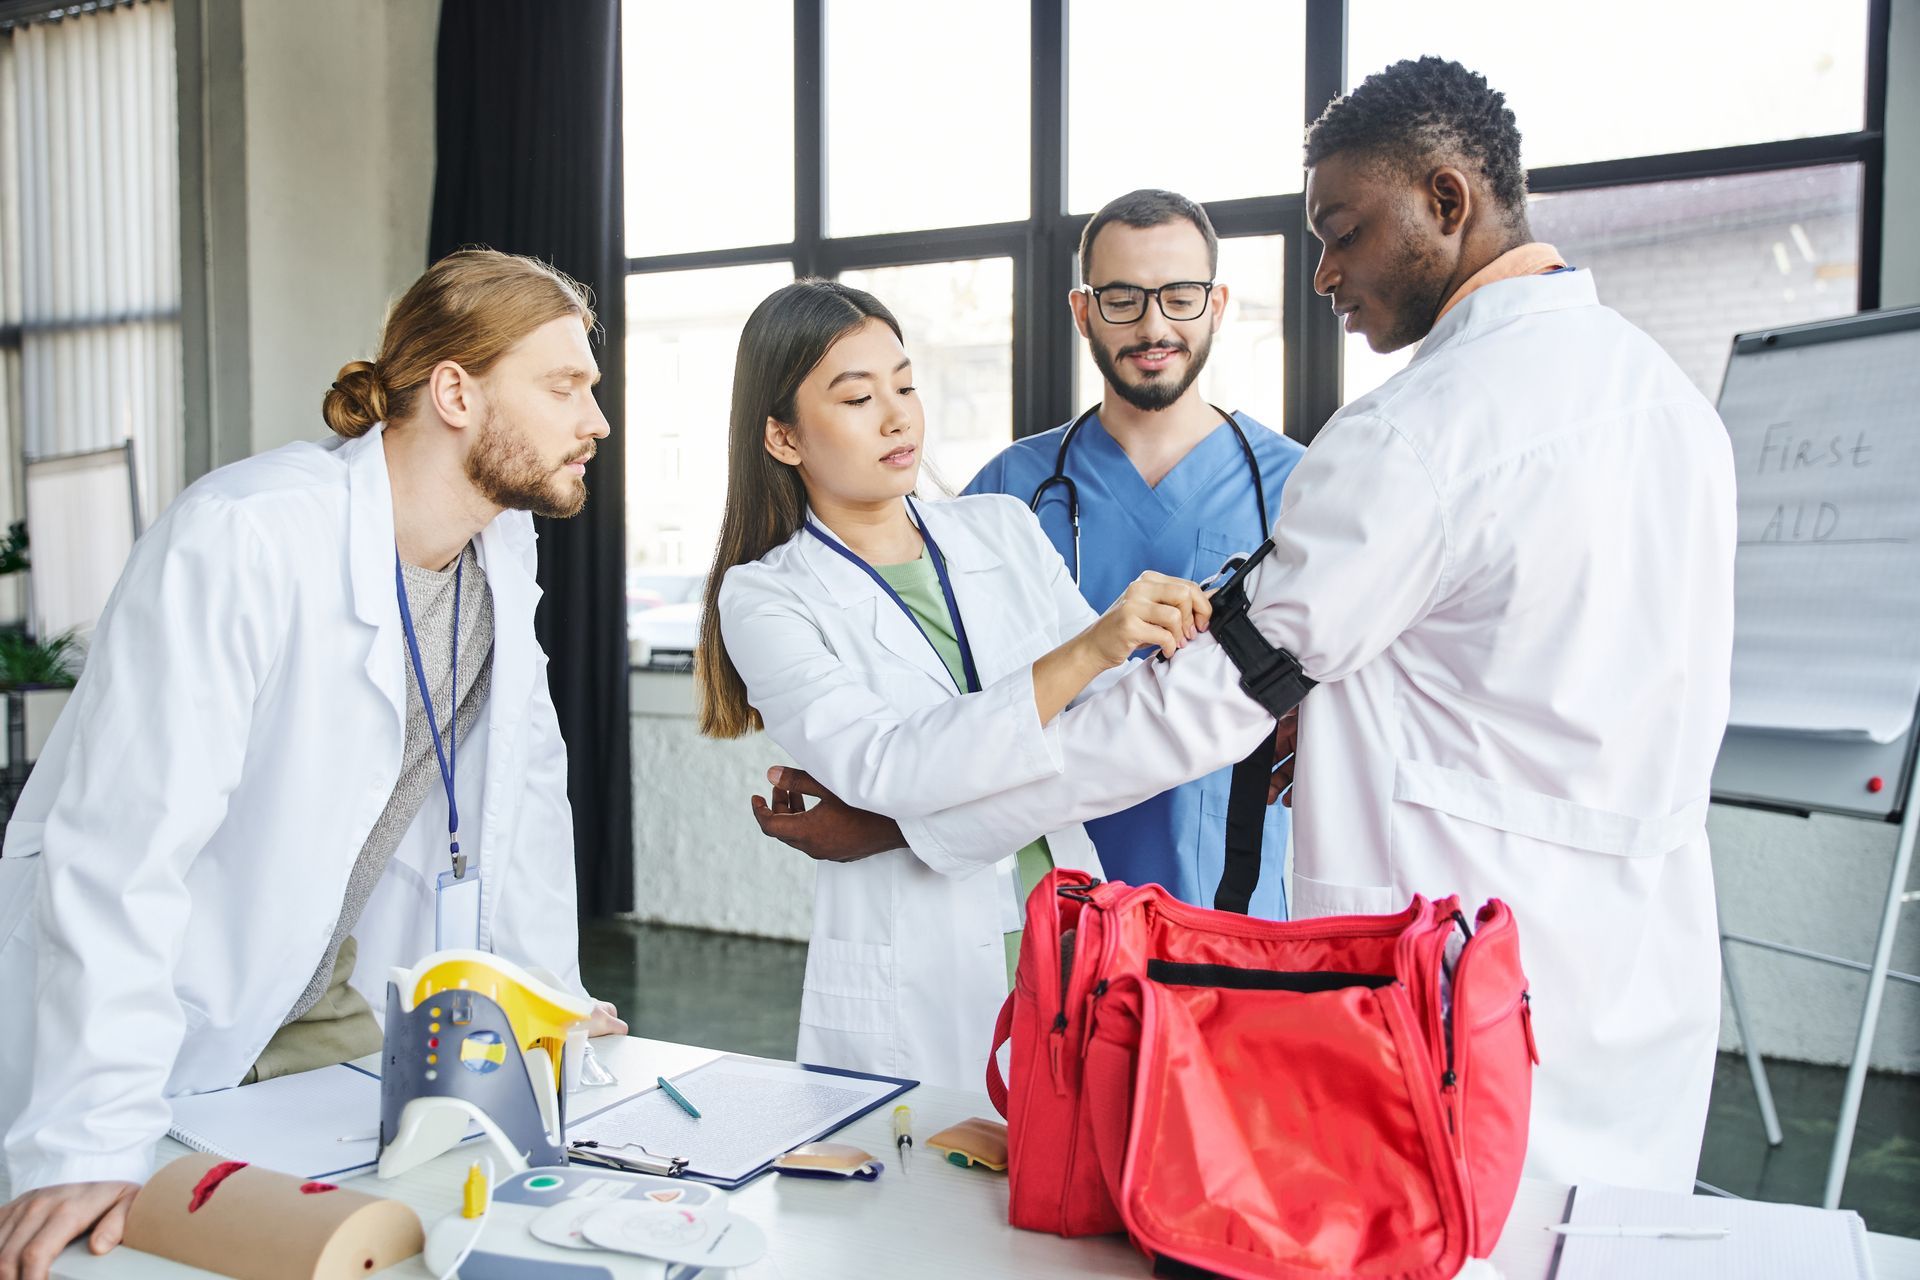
[429,1,632,917]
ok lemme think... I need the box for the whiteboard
[1711,306,1920,820]
[25,443,141,642]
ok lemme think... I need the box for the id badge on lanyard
[398,553,483,953]
[436,867,482,951]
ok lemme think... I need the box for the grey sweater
[282,542,495,1025]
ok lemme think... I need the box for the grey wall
[178,0,440,473]
[630,674,815,942]
[240,0,438,455]
[1713,809,1917,1071]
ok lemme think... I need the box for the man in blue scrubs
[965,189,1304,917]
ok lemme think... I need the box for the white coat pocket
[0,870,39,1135]
[0,851,42,946]
[0,854,44,1099]
[1392,760,1708,860]
[1289,871,1399,920]
[799,936,898,1037]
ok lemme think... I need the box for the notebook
[1553,1183,1874,1280]
[165,1063,393,1181]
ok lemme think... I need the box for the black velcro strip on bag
[1206,538,1316,916]
[1147,959,1394,992]
[1208,539,1316,722]
[1153,1254,1227,1279]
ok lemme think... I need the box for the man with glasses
[961,189,1305,918]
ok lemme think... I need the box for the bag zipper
[1395,898,1453,1101]
[1056,889,1121,1236]
[1050,877,1098,1094]
[1378,981,1475,1280]
[1078,889,1142,1063]
[1439,909,1473,1161]
[1448,902,1529,1257]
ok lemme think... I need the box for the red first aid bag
[988,871,1538,1279]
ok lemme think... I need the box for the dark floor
[582,916,1920,1239]
[1698,1050,1920,1238]
[582,915,807,1062]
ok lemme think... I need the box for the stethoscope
[1029,402,1270,583]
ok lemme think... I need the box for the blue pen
[657,1075,701,1119]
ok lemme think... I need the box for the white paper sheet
[1555,1183,1872,1280]
[1721,325,1920,743]
[166,1064,391,1180]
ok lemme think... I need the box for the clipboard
[565,1056,917,1190]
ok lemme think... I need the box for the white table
[25,1036,1920,1280]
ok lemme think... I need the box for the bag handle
[987,869,1090,1119]
[986,991,1014,1118]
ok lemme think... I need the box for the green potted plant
[0,628,79,691]
[0,521,27,578]
[0,522,80,792]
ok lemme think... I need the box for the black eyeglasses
[1079,280,1216,324]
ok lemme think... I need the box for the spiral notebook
[165,1063,392,1181]
[1552,1183,1873,1280]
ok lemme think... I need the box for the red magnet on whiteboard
[1867,777,1885,794]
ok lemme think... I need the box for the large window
[622,0,1886,639]
[1065,0,1306,212]
[622,2,793,257]
[837,258,1015,490]
[1340,8,1877,405]
[1344,166,1867,406]
[1532,166,1863,401]
[1346,1,1871,169]
[624,263,793,576]
[825,0,1030,237]
[0,0,183,542]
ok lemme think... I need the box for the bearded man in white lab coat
[752,57,1737,1192]
[0,249,629,1279]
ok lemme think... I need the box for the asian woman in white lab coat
[697,280,1212,1089]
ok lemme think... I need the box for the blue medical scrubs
[965,411,1305,918]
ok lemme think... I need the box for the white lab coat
[0,425,583,1194]
[718,493,1105,1090]
[899,270,1736,1191]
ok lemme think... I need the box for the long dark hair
[696,279,904,738]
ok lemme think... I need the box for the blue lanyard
[395,550,464,877]
[804,497,982,695]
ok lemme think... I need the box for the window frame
[1,1,184,377]
[623,0,1889,449]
